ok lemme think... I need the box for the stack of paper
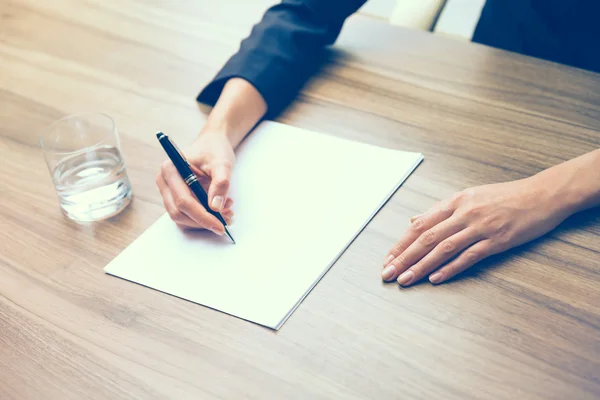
[105,121,422,329]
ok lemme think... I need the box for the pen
[156,132,236,244]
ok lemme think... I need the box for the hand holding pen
[155,131,236,243]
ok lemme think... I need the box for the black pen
[156,132,235,244]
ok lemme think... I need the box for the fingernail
[383,255,394,266]
[381,265,397,281]
[212,227,224,236]
[429,272,443,284]
[397,270,414,286]
[211,196,224,211]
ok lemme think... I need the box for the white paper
[105,121,423,329]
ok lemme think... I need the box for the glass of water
[40,113,133,222]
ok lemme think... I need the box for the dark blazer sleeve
[197,0,367,118]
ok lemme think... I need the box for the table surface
[1,1,599,399]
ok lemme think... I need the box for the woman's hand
[155,78,268,234]
[381,176,572,286]
[156,130,235,235]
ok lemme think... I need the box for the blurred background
[360,0,485,40]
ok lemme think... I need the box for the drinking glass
[40,113,133,222]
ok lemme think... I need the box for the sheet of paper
[105,121,423,329]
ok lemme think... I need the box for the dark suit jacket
[198,0,600,118]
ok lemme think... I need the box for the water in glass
[52,145,132,221]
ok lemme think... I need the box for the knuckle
[411,218,426,234]
[478,216,511,243]
[394,253,409,268]
[483,216,510,236]
[451,189,474,206]
[390,238,409,256]
[481,214,496,226]
[462,188,477,200]
[438,199,454,214]
[419,230,436,246]
[167,208,181,221]
[496,224,511,242]
[175,196,192,210]
[450,191,464,205]
[390,244,402,256]
[470,226,485,241]
[213,176,230,189]
[463,205,483,219]
[440,239,455,254]
[440,204,453,215]
[211,160,232,173]
[220,160,233,170]
[409,263,423,276]
[463,250,480,264]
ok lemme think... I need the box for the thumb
[207,162,231,212]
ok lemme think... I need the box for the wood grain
[1,0,599,399]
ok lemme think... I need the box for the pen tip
[156,132,165,140]
[225,227,236,244]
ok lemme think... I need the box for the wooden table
[1,1,599,399]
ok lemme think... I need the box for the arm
[158,0,366,232]
[538,148,600,215]
[382,148,600,286]
[156,78,264,234]
[202,78,268,149]
[198,0,367,118]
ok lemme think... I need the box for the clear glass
[40,113,133,222]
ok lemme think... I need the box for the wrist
[198,78,266,149]
[199,116,248,149]
[197,120,237,147]
[521,174,570,221]
[529,157,596,218]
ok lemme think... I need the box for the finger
[217,198,234,215]
[409,201,442,223]
[221,209,234,224]
[157,174,203,229]
[162,163,224,234]
[410,214,423,223]
[221,208,234,218]
[218,202,234,217]
[383,203,453,268]
[395,228,482,286]
[206,163,231,212]
[175,194,226,235]
[192,169,211,192]
[429,240,494,284]
[174,219,205,230]
[382,215,464,282]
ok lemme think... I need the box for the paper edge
[104,214,168,274]
[273,153,424,330]
[104,270,282,329]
